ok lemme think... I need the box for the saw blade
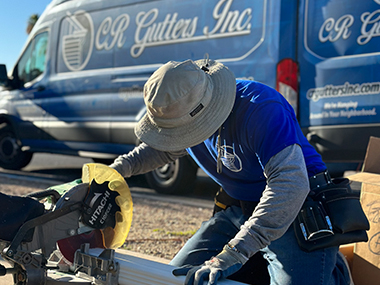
[57,229,105,263]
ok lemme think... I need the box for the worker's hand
[172,244,249,285]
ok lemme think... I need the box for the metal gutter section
[109,249,246,285]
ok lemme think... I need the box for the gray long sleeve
[109,142,187,177]
[229,144,310,258]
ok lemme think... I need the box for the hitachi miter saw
[0,164,133,285]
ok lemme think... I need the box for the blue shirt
[187,80,326,201]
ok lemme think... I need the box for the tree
[26,14,39,35]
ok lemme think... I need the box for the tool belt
[309,170,332,191]
[213,171,337,217]
[294,170,370,252]
[213,188,259,216]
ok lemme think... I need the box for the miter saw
[0,164,133,285]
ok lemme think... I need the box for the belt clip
[314,171,332,189]
[214,198,227,210]
[310,170,332,189]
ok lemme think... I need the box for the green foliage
[27,14,39,34]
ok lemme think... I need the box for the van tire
[145,156,198,195]
[92,158,115,165]
[0,123,33,170]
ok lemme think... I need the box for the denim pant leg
[170,206,247,267]
[170,205,351,285]
[262,225,351,285]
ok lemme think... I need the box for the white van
[0,0,379,192]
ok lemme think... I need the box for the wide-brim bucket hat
[135,58,236,152]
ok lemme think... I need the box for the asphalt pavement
[0,153,362,199]
[0,153,218,208]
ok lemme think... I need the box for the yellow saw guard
[82,163,133,249]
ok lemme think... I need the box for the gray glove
[172,244,249,285]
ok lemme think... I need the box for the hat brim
[135,59,236,152]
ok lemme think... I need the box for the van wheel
[0,123,33,170]
[145,156,198,195]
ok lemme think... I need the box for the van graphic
[61,11,94,71]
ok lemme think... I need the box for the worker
[110,58,352,284]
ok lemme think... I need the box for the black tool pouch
[294,178,370,252]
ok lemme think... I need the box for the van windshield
[17,31,48,85]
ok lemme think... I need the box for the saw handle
[26,189,61,204]
[5,202,83,258]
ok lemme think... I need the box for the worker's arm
[110,142,187,178]
[228,143,310,257]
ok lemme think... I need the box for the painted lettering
[131,9,197,57]
[96,14,130,50]
[65,0,255,66]
[131,0,251,57]
[203,0,252,35]
[357,9,380,45]
[319,15,354,43]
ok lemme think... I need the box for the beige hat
[135,59,236,152]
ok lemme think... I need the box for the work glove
[172,244,249,285]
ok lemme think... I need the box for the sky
[0,0,52,71]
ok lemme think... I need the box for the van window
[17,31,48,85]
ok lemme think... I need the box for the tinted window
[18,31,48,85]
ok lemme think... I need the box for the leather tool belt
[294,170,369,252]
[213,171,334,217]
[309,170,332,191]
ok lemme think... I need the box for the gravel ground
[124,197,211,260]
[0,175,212,261]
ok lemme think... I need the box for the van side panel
[298,0,380,162]
[50,0,282,150]
[0,0,298,159]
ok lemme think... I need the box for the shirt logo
[218,144,242,172]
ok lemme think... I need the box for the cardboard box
[348,136,380,285]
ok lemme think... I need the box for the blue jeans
[169,206,351,285]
